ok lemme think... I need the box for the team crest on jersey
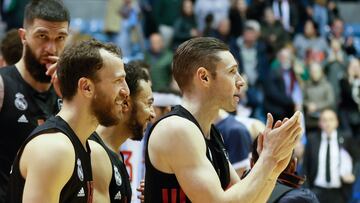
[114,166,122,186]
[57,99,63,110]
[77,158,84,181]
[14,93,28,111]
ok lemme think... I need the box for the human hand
[261,112,302,178]
[137,179,145,202]
[45,56,62,98]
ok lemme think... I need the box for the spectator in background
[117,0,144,60]
[327,18,357,56]
[324,39,348,105]
[293,19,329,60]
[303,109,355,203]
[269,0,300,35]
[154,0,182,48]
[246,0,267,23]
[215,109,252,177]
[228,0,247,38]
[1,0,30,30]
[261,7,291,61]
[172,0,199,50]
[339,58,360,138]
[235,20,268,121]
[303,63,335,133]
[103,0,123,42]
[145,33,173,92]
[264,47,302,121]
[0,29,22,67]
[194,0,230,33]
[211,18,238,53]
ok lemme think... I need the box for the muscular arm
[148,113,302,203]
[20,133,75,203]
[89,140,112,203]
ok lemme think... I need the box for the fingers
[273,120,282,129]
[52,75,63,98]
[257,133,264,155]
[265,113,274,130]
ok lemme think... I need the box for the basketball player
[7,39,129,203]
[89,61,155,203]
[0,1,70,201]
[145,37,302,202]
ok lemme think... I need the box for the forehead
[134,80,152,100]
[28,18,69,35]
[321,111,337,120]
[215,51,237,70]
[98,50,124,76]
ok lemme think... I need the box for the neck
[15,59,51,92]
[96,124,130,152]
[57,100,98,149]
[182,94,219,138]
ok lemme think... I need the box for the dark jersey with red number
[144,105,231,203]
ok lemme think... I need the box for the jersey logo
[14,93,28,111]
[114,166,122,186]
[17,114,29,123]
[77,158,84,181]
[77,187,85,197]
[114,191,122,200]
[57,99,63,110]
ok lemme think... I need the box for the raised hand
[45,56,62,98]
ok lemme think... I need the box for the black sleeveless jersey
[7,116,93,203]
[0,66,60,201]
[89,132,132,203]
[144,105,231,203]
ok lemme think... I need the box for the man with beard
[0,0,70,201]
[89,61,155,203]
[7,39,130,203]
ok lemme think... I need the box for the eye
[57,36,66,41]
[38,34,46,39]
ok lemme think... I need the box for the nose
[44,41,57,55]
[235,73,246,89]
[149,106,156,120]
[120,82,130,98]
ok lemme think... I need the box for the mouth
[233,94,241,103]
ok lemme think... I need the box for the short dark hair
[24,0,70,27]
[172,37,228,91]
[125,61,150,98]
[0,29,22,65]
[57,39,122,100]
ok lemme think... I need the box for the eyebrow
[33,28,68,36]
[225,64,238,71]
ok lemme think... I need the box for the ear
[196,67,210,86]
[78,77,95,98]
[18,28,27,45]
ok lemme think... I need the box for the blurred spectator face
[218,18,231,36]
[348,58,360,79]
[182,0,193,16]
[150,33,164,54]
[319,109,339,135]
[309,63,323,82]
[304,20,316,38]
[243,29,258,45]
[264,7,275,25]
[278,48,292,70]
[236,0,247,12]
[332,19,344,38]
